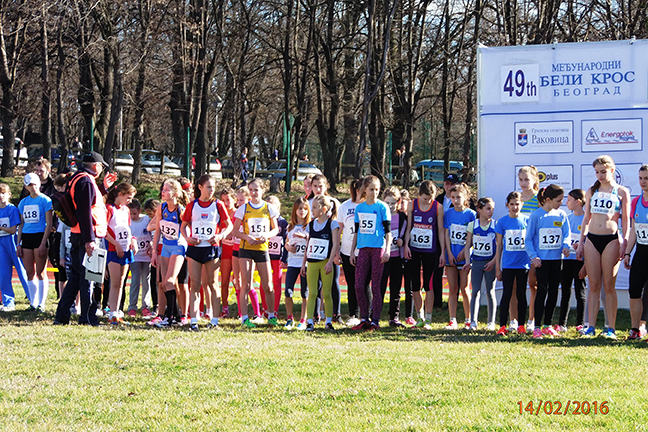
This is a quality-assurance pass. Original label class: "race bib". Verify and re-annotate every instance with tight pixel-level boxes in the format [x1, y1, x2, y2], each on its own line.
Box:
[0, 217, 10, 237]
[268, 236, 282, 255]
[114, 226, 131, 250]
[247, 217, 269, 237]
[193, 220, 217, 241]
[358, 213, 377, 235]
[450, 224, 467, 245]
[636, 223, 648, 246]
[390, 229, 399, 253]
[539, 228, 562, 250]
[472, 234, 493, 257]
[137, 239, 150, 255]
[569, 232, 580, 254]
[410, 226, 433, 249]
[159, 220, 180, 241]
[23, 205, 40, 224]
[591, 192, 617, 215]
[505, 229, 525, 252]
[307, 237, 329, 260]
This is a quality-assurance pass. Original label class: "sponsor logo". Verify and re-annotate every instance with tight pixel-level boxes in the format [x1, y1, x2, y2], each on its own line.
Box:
[553, 221, 562, 227]
[538, 171, 559, 183]
[414, 216, 422, 222]
[428, 217, 433, 223]
[585, 127, 638, 145]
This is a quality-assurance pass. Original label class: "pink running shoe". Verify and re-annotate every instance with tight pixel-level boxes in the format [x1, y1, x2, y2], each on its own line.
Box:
[141, 308, 152, 318]
[147, 316, 163, 326]
[533, 328, 543, 339]
[127, 310, 137, 318]
[405, 317, 416, 326]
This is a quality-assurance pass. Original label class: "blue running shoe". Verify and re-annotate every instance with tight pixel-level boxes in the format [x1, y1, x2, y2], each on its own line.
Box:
[603, 328, 617, 340]
[580, 326, 596, 337]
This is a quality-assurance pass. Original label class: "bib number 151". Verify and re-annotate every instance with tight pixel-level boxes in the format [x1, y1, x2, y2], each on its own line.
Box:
[501, 64, 539, 103]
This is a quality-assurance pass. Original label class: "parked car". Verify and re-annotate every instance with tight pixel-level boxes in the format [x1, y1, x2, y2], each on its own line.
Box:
[414, 159, 463, 184]
[28, 145, 76, 169]
[114, 152, 134, 173]
[258, 160, 322, 181]
[0, 136, 27, 167]
[142, 151, 182, 176]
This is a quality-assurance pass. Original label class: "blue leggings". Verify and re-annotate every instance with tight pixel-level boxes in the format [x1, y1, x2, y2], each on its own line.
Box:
[0, 235, 29, 306]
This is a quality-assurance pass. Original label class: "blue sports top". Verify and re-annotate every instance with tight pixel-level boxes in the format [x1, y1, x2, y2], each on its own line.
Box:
[18, 194, 52, 234]
[444, 207, 477, 265]
[565, 212, 584, 261]
[159, 202, 187, 247]
[495, 214, 529, 270]
[525, 207, 570, 261]
[468, 219, 497, 261]
[589, 185, 620, 216]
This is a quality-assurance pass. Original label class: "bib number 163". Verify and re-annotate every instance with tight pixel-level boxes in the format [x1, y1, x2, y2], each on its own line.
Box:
[501, 64, 539, 103]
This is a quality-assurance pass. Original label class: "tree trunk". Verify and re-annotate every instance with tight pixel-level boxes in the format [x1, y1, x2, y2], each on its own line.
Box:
[131, 61, 146, 184]
[41, 5, 52, 162]
[56, 26, 67, 173]
[103, 54, 122, 170]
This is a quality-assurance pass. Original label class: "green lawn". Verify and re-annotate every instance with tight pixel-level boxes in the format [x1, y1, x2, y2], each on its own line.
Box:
[1, 289, 646, 431]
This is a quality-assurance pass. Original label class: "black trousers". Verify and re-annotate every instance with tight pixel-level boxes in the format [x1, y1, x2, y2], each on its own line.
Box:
[559, 260, 586, 327]
[54, 233, 99, 325]
[535, 260, 562, 327]
[500, 268, 528, 327]
[380, 256, 403, 320]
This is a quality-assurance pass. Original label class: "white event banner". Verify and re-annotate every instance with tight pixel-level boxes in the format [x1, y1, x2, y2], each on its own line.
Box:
[478, 40, 648, 292]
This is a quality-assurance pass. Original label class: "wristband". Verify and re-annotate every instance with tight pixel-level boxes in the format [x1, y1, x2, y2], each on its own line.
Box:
[624, 253, 631, 257]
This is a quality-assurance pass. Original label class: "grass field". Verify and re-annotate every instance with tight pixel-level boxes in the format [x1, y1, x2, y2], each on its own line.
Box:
[1, 289, 647, 432]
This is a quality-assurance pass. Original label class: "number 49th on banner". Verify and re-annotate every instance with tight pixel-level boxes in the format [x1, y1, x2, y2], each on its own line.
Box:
[501, 64, 540, 103]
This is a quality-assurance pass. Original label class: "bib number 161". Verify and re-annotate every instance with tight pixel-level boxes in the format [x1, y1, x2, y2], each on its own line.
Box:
[501, 64, 539, 103]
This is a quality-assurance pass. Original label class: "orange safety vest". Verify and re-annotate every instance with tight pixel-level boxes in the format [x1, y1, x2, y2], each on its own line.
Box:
[70, 172, 108, 238]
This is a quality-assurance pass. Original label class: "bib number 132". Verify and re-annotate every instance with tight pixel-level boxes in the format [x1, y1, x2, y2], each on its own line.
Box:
[501, 64, 539, 103]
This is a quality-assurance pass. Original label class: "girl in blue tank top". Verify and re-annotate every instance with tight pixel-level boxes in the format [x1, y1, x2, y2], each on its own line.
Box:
[443, 183, 476, 330]
[465, 197, 497, 331]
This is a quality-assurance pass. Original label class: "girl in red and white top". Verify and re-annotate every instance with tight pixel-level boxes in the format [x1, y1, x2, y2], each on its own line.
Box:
[219, 188, 237, 318]
[105, 182, 138, 324]
[181, 174, 232, 330]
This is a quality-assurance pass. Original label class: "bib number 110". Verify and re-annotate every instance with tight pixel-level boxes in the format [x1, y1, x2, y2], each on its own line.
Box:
[501, 64, 539, 103]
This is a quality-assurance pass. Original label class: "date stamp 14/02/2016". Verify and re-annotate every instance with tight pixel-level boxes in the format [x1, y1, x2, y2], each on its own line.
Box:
[518, 401, 609, 416]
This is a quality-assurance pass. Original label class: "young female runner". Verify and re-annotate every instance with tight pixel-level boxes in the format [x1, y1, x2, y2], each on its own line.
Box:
[465, 197, 497, 331]
[380, 187, 407, 327]
[301, 195, 339, 330]
[495, 192, 529, 335]
[557, 189, 587, 333]
[337, 179, 365, 326]
[577, 156, 630, 339]
[17, 173, 53, 312]
[232, 178, 279, 328]
[526, 184, 571, 339]
[219, 188, 237, 317]
[518, 165, 540, 331]
[403, 180, 445, 329]
[351, 175, 392, 330]
[443, 183, 476, 330]
[623, 165, 648, 339]
[151, 179, 190, 327]
[181, 174, 232, 331]
[284, 198, 310, 329]
[263, 195, 287, 317]
[105, 183, 138, 324]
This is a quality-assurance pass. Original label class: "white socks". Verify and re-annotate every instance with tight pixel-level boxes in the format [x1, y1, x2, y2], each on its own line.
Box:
[39, 278, 49, 308]
[28, 280, 38, 307]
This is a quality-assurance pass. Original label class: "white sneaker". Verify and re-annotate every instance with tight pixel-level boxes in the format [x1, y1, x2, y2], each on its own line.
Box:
[70, 306, 79, 315]
[464, 319, 471, 329]
[526, 320, 535, 332]
[117, 310, 125, 319]
[346, 317, 361, 327]
[509, 319, 518, 332]
[0, 304, 15, 312]
[444, 320, 458, 330]
[252, 316, 265, 325]
[486, 322, 496, 331]
[469, 322, 478, 331]
[95, 309, 104, 317]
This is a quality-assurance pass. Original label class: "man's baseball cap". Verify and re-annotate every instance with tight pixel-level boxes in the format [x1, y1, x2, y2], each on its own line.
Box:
[444, 173, 460, 184]
[82, 151, 109, 168]
[24, 173, 41, 187]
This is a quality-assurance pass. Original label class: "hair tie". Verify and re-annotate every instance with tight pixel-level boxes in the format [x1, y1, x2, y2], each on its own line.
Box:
[182, 183, 191, 191]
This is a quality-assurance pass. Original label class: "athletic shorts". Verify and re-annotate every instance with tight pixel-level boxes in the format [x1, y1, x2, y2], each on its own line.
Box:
[221, 243, 233, 260]
[178, 259, 189, 284]
[238, 248, 270, 263]
[186, 245, 220, 264]
[161, 244, 187, 258]
[22, 232, 48, 250]
[107, 250, 134, 265]
[232, 249, 239, 258]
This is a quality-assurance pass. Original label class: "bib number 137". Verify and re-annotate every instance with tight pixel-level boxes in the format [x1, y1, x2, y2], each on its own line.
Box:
[501, 64, 539, 103]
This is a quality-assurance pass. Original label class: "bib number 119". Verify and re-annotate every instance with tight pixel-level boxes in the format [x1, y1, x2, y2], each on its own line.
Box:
[501, 64, 539, 103]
